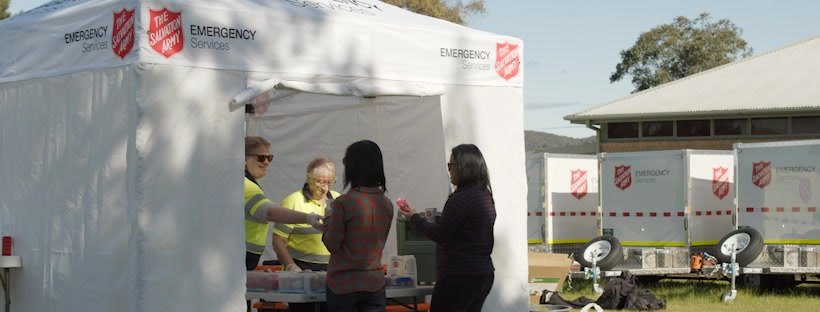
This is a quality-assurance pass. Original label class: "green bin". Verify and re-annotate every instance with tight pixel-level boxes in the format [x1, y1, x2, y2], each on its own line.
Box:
[396, 218, 437, 284]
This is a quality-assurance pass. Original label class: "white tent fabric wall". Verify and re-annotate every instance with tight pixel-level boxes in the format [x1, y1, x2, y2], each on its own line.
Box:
[135, 64, 248, 312]
[0, 0, 527, 311]
[0, 66, 140, 312]
[0, 64, 248, 312]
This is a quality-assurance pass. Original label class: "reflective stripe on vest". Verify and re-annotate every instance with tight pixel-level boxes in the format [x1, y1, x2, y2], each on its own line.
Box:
[273, 223, 293, 234]
[245, 194, 269, 223]
[288, 248, 330, 263]
[246, 241, 265, 254]
[244, 180, 272, 253]
[289, 227, 322, 235]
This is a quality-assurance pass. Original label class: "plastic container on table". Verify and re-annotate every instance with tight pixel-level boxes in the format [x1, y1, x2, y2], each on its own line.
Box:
[385, 275, 417, 288]
[246, 271, 279, 291]
[278, 271, 327, 293]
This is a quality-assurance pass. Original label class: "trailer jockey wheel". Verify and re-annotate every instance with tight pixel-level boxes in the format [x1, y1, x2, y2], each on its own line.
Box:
[714, 228, 764, 266]
[576, 236, 623, 271]
[721, 289, 737, 302]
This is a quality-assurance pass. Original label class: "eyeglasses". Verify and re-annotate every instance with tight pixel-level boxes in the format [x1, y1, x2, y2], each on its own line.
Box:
[447, 162, 457, 170]
[248, 154, 274, 162]
[310, 178, 336, 186]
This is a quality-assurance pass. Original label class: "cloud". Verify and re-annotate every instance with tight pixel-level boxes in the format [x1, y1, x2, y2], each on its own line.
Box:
[525, 101, 580, 110]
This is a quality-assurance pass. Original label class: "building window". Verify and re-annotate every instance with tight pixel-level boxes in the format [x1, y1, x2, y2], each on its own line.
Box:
[642, 121, 673, 137]
[677, 120, 710, 137]
[714, 119, 747, 136]
[751, 117, 787, 135]
[792, 116, 820, 134]
[607, 122, 639, 139]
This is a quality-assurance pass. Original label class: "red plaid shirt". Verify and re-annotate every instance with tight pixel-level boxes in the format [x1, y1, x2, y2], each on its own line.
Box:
[322, 186, 394, 294]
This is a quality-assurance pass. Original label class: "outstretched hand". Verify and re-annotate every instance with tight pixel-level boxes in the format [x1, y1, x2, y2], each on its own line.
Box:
[305, 213, 324, 231]
[396, 198, 416, 219]
[285, 263, 303, 272]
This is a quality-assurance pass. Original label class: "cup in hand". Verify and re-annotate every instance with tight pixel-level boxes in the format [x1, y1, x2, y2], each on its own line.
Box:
[424, 208, 437, 223]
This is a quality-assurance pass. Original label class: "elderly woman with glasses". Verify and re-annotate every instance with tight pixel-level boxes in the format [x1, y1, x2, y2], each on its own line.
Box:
[271, 157, 340, 312]
[244, 136, 322, 272]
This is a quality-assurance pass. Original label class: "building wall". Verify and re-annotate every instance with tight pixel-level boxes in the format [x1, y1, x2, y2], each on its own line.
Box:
[600, 135, 820, 153]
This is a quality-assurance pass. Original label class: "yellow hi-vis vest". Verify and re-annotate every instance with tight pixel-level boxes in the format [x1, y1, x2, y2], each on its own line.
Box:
[244, 177, 274, 254]
[273, 189, 339, 264]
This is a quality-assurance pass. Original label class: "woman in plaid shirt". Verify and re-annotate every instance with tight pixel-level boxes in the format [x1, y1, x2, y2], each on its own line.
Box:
[322, 140, 394, 312]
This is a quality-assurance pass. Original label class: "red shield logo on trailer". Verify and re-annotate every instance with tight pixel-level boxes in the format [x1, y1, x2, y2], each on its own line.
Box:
[751, 161, 771, 189]
[799, 178, 812, 204]
[148, 7, 183, 58]
[614, 165, 632, 190]
[570, 169, 588, 200]
[111, 8, 135, 59]
[494, 42, 520, 80]
[712, 167, 729, 200]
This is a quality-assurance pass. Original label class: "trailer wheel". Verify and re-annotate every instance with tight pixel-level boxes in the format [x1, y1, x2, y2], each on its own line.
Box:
[714, 228, 764, 266]
[576, 236, 623, 271]
[720, 290, 737, 302]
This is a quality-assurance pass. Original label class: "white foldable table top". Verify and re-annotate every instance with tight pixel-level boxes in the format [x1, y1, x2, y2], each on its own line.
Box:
[247, 285, 434, 302]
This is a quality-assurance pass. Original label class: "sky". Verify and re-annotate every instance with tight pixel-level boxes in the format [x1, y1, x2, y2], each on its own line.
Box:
[9, 0, 820, 138]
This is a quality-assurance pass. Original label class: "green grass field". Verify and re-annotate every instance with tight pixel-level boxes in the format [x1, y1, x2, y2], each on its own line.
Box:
[555, 278, 820, 311]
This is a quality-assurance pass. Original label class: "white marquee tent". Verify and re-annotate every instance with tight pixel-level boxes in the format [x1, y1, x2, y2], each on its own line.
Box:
[0, 0, 527, 311]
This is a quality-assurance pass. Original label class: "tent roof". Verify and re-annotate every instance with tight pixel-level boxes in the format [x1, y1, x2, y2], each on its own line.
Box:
[8, 0, 484, 33]
[0, 0, 523, 86]
[565, 35, 820, 123]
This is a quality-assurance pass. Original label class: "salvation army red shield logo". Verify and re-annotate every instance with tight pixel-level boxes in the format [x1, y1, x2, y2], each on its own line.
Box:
[712, 167, 729, 200]
[494, 42, 520, 80]
[571, 169, 588, 200]
[112, 8, 135, 59]
[799, 178, 812, 204]
[614, 165, 632, 191]
[148, 7, 183, 58]
[752, 161, 771, 189]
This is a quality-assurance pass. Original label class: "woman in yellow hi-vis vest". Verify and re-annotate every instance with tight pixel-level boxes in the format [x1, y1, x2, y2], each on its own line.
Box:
[272, 157, 340, 312]
[244, 136, 322, 271]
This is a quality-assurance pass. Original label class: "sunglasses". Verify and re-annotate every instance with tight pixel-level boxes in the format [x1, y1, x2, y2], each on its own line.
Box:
[249, 154, 274, 162]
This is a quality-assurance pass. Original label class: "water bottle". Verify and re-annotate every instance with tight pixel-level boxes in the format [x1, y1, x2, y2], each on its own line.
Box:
[404, 255, 417, 286]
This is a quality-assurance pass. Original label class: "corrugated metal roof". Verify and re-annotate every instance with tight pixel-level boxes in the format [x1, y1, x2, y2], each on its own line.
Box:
[566, 35, 820, 123]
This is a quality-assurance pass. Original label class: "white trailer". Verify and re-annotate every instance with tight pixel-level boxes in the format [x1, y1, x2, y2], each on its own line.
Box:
[733, 140, 820, 279]
[526, 153, 599, 254]
[578, 150, 735, 274]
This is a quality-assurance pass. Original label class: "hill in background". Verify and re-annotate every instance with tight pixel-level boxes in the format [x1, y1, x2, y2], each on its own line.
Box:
[525, 130, 596, 154]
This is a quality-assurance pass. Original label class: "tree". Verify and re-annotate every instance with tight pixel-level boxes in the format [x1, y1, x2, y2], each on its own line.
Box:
[382, 0, 485, 25]
[610, 13, 753, 93]
[1, 0, 11, 20]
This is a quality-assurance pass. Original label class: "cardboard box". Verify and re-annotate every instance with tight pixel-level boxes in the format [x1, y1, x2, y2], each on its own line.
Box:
[528, 252, 573, 304]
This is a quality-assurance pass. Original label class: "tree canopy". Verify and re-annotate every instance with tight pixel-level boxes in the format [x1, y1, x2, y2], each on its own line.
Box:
[1, 0, 11, 20]
[610, 13, 753, 93]
[382, 0, 485, 25]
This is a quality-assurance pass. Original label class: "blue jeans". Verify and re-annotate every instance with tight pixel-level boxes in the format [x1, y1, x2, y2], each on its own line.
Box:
[326, 286, 386, 312]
